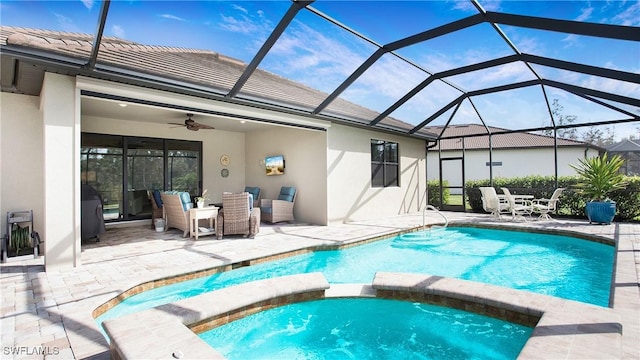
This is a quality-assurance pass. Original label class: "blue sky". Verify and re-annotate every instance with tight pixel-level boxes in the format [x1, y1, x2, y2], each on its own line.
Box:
[1, 0, 639, 140]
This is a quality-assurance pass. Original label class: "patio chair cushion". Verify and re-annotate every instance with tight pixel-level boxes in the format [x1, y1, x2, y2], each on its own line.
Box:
[152, 190, 163, 208]
[164, 191, 192, 211]
[277, 187, 296, 202]
[244, 187, 261, 204]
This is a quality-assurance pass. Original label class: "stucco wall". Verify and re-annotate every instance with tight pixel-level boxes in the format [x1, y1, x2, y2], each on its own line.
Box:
[81, 117, 245, 204]
[0, 92, 44, 249]
[427, 147, 601, 184]
[327, 124, 426, 224]
[245, 127, 327, 225]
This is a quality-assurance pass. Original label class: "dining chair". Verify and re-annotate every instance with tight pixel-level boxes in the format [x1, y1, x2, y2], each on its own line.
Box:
[501, 188, 533, 221]
[532, 188, 565, 220]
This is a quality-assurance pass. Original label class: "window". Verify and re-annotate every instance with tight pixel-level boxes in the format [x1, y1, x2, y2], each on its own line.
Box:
[81, 133, 202, 222]
[371, 139, 399, 187]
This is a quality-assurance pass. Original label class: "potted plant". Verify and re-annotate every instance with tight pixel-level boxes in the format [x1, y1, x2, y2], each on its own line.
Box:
[194, 189, 209, 209]
[570, 153, 628, 224]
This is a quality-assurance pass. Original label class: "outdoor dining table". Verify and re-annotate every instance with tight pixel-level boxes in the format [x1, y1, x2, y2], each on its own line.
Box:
[498, 194, 534, 201]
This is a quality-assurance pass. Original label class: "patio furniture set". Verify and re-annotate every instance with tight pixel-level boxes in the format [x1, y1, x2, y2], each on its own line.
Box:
[479, 187, 565, 221]
[155, 186, 297, 240]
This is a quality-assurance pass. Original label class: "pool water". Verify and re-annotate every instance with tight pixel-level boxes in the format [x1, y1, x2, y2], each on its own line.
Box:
[199, 298, 533, 360]
[97, 227, 614, 336]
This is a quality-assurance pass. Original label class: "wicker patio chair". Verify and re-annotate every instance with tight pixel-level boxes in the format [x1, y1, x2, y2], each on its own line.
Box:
[160, 192, 192, 237]
[216, 192, 260, 239]
[244, 186, 261, 207]
[260, 186, 296, 223]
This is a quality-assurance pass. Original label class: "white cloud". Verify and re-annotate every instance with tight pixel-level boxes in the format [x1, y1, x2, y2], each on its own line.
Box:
[219, 13, 261, 34]
[111, 25, 125, 38]
[451, 0, 502, 12]
[159, 14, 186, 22]
[611, 1, 640, 26]
[561, 34, 581, 48]
[269, 20, 365, 76]
[80, 0, 94, 10]
[575, 6, 594, 21]
[232, 4, 248, 14]
[54, 12, 80, 33]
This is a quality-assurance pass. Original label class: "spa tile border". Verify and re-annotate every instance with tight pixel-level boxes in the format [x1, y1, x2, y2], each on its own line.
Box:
[372, 272, 622, 360]
[104, 272, 622, 360]
[102, 273, 330, 360]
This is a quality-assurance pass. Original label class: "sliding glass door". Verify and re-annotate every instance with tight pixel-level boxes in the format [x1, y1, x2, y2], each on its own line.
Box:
[81, 133, 202, 222]
[81, 134, 124, 220]
[126, 137, 164, 219]
[167, 140, 201, 194]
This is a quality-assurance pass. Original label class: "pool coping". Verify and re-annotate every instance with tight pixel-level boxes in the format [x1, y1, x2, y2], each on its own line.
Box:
[92, 221, 616, 319]
[5, 215, 632, 360]
[103, 272, 623, 360]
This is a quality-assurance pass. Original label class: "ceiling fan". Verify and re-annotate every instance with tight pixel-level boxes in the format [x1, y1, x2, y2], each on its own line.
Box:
[168, 113, 214, 131]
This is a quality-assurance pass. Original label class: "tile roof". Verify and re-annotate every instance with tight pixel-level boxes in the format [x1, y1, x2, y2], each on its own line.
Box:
[426, 124, 597, 151]
[1, 26, 419, 134]
[606, 139, 640, 152]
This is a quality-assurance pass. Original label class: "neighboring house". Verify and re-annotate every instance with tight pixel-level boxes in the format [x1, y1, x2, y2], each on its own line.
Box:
[426, 124, 602, 191]
[606, 139, 640, 176]
[1, 27, 429, 270]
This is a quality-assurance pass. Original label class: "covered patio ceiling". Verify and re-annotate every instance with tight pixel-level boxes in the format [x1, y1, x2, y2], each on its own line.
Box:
[1, 0, 638, 141]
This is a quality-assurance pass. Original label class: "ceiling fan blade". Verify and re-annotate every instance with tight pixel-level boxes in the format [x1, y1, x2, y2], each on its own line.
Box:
[168, 122, 186, 126]
[195, 123, 215, 130]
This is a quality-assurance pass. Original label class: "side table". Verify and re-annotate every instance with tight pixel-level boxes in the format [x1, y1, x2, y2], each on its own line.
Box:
[189, 206, 218, 240]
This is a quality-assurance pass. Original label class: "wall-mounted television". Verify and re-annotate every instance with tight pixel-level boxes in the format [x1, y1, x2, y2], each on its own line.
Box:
[265, 155, 285, 176]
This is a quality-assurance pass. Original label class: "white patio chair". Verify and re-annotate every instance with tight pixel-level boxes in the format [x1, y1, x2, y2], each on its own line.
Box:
[479, 187, 510, 219]
[501, 188, 533, 221]
[532, 188, 565, 220]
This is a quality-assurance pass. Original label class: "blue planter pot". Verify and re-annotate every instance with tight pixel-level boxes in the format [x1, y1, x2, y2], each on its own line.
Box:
[585, 201, 616, 224]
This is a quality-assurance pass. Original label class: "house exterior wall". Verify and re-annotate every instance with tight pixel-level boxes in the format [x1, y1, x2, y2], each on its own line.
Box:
[0, 92, 45, 258]
[427, 147, 601, 189]
[245, 127, 328, 225]
[2, 73, 425, 269]
[327, 124, 426, 224]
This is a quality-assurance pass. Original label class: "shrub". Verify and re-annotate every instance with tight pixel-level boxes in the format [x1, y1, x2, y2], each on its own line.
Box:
[464, 175, 639, 221]
[427, 180, 449, 208]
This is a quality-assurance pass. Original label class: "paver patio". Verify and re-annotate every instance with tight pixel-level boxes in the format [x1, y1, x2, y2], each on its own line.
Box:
[1, 212, 638, 359]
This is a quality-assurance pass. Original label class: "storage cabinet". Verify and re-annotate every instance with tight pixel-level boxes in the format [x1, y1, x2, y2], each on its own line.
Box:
[2, 210, 40, 262]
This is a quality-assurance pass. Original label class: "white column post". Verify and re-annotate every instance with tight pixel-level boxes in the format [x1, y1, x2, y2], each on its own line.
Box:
[41, 73, 81, 270]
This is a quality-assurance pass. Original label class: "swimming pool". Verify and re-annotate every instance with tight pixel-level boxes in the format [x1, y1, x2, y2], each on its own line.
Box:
[199, 298, 533, 360]
[96, 226, 614, 335]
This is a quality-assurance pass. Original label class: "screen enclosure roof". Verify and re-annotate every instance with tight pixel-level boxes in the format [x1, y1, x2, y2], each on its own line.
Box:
[1, 0, 638, 141]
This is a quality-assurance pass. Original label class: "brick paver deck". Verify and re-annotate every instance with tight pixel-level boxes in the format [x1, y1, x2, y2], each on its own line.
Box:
[1, 212, 638, 359]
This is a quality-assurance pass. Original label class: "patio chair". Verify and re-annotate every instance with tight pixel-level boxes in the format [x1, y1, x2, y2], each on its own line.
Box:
[244, 186, 262, 207]
[261, 186, 296, 223]
[216, 192, 261, 239]
[160, 192, 193, 237]
[479, 187, 510, 219]
[532, 188, 565, 220]
[501, 188, 533, 221]
[150, 190, 164, 225]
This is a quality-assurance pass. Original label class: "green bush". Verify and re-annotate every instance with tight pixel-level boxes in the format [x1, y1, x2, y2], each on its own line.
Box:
[464, 175, 640, 222]
[609, 177, 640, 221]
[427, 180, 449, 208]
